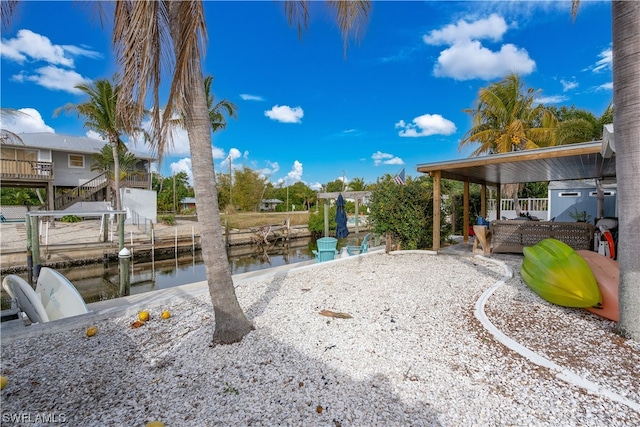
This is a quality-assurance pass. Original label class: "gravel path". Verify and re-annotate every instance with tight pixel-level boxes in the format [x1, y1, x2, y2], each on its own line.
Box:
[1, 252, 639, 426]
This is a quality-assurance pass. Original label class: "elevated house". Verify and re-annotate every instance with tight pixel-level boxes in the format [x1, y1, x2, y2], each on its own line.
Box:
[0, 132, 155, 219]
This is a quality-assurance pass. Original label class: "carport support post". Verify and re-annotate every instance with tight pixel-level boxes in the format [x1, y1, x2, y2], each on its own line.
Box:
[432, 171, 441, 250]
[481, 184, 487, 219]
[463, 180, 469, 243]
[496, 185, 502, 220]
[324, 198, 330, 237]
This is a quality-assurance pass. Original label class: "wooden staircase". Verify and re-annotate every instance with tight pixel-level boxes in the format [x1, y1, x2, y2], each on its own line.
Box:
[54, 172, 110, 211]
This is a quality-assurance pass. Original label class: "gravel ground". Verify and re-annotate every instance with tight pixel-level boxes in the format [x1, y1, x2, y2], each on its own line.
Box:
[1, 252, 639, 426]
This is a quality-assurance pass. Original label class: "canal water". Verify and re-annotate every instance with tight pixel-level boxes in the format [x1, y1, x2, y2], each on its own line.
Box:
[1, 238, 319, 308]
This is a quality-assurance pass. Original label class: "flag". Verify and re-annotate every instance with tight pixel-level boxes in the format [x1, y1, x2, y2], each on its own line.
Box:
[394, 168, 406, 185]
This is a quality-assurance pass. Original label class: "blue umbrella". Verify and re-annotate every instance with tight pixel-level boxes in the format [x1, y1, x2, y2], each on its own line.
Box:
[335, 194, 349, 239]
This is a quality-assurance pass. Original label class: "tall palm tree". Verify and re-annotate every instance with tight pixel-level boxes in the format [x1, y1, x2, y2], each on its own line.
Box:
[573, 0, 640, 341]
[55, 78, 127, 212]
[460, 73, 558, 156]
[204, 75, 237, 132]
[111, 1, 370, 344]
[460, 73, 558, 215]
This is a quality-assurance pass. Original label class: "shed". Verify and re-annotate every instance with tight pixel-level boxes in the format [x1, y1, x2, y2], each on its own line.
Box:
[549, 180, 617, 223]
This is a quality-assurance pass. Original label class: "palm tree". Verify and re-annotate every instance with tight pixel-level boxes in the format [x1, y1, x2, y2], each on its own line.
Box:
[460, 73, 558, 215]
[110, 1, 370, 344]
[572, 1, 639, 341]
[204, 75, 237, 132]
[348, 177, 367, 191]
[90, 144, 139, 183]
[460, 73, 558, 156]
[55, 79, 127, 212]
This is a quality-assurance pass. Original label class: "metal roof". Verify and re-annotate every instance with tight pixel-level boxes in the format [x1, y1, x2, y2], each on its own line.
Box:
[15, 132, 156, 161]
[416, 141, 616, 185]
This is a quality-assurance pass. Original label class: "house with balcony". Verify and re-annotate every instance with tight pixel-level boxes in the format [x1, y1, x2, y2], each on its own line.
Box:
[1, 132, 155, 219]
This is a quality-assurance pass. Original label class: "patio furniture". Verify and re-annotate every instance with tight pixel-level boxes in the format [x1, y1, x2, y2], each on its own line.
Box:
[490, 220, 594, 254]
[472, 225, 491, 254]
[312, 237, 339, 263]
[347, 233, 371, 255]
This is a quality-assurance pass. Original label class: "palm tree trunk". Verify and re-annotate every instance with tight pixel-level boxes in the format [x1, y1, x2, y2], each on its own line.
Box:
[110, 140, 122, 211]
[613, 1, 640, 340]
[184, 69, 254, 344]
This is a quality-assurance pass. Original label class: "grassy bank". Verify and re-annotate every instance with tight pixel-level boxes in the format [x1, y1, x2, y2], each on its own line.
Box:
[219, 211, 311, 229]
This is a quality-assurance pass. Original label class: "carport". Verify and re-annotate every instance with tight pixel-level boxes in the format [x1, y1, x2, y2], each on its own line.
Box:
[416, 138, 617, 250]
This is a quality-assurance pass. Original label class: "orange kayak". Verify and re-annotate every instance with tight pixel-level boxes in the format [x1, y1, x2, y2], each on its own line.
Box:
[577, 250, 619, 322]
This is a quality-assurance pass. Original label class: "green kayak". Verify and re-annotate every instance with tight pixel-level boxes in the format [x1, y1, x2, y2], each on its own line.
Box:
[521, 238, 602, 308]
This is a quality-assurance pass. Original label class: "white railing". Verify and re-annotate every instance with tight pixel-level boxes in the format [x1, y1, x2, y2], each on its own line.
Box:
[487, 197, 549, 221]
[487, 198, 548, 212]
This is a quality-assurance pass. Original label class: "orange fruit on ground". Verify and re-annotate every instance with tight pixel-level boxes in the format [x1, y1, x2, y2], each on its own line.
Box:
[0, 376, 7, 390]
[145, 422, 165, 427]
[86, 326, 98, 337]
[139, 311, 150, 322]
[161, 311, 171, 319]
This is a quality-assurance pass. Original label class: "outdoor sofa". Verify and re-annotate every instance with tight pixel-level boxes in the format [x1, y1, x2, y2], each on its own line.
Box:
[490, 220, 594, 254]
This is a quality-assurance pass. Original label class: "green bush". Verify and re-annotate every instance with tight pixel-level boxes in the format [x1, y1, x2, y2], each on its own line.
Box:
[159, 214, 176, 225]
[368, 175, 444, 249]
[308, 205, 337, 234]
[61, 215, 82, 223]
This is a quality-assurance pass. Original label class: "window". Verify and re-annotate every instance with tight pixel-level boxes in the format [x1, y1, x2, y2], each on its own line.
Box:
[68, 154, 85, 168]
[589, 191, 615, 197]
[558, 191, 580, 197]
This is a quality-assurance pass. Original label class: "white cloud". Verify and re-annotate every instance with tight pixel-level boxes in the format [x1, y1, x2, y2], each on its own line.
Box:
[255, 161, 280, 178]
[395, 114, 457, 138]
[277, 160, 303, 185]
[170, 158, 193, 185]
[85, 130, 106, 141]
[309, 182, 323, 191]
[534, 95, 567, 105]
[372, 151, 403, 166]
[264, 105, 304, 123]
[1, 29, 75, 66]
[424, 15, 535, 81]
[592, 47, 612, 73]
[433, 40, 535, 80]
[597, 82, 613, 91]
[220, 148, 245, 170]
[560, 79, 578, 92]
[240, 94, 264, 101]
[423, 14, 508, 45]
[12, 66, 91, 94]
[0, 108, 54, 133]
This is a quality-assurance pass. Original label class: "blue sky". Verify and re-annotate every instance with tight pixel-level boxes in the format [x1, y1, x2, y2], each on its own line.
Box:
[1, 1, 613, 190]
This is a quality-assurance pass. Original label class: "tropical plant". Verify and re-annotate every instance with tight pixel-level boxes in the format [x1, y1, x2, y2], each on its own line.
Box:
[460, 73, 559, 216]
[108, 0, 370, 345]
[460, 73, 558, 156]
[348, 177, 366, 191]
[55, 78, 130, 212]
[91, 144, 139, 182]
[203, 75, 238, 132]
[368, 174, 438, 250]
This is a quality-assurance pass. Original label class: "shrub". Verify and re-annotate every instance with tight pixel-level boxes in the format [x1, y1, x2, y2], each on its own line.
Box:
[159, 214, 176, 225]
[61, 215, 82, 223]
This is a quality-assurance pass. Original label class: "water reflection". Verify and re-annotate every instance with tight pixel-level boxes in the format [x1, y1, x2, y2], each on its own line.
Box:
[1, 239, 317, 308]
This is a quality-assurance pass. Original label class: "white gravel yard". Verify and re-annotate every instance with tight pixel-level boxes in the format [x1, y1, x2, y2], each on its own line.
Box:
[1, 252, 639, 426]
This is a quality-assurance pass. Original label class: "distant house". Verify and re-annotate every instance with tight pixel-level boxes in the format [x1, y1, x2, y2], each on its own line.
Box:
[260, 199, 283, 211]
[0, 132, 155, 215]
[181, 197, 197, 211]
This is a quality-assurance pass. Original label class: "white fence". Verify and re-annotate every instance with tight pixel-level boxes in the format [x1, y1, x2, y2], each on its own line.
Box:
[486, 198, 549, 221]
